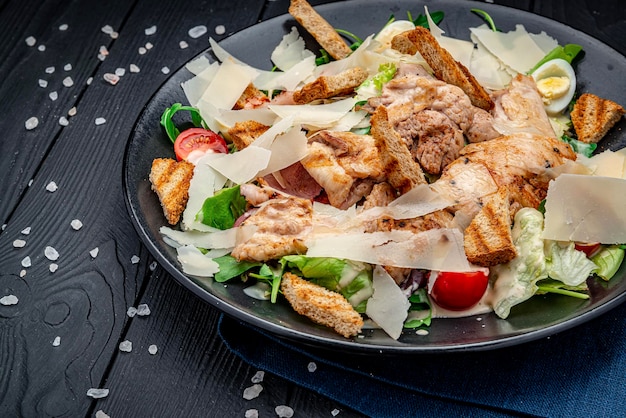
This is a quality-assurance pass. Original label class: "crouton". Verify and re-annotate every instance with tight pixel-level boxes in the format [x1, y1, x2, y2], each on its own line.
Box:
[280, 272, 363, 338]
[233, 83, 270, 110]
[149, 158, 195, 225]
[293, 67, 368, 104]
[570, 93, 625, 143]
[226, 120, 270, 150]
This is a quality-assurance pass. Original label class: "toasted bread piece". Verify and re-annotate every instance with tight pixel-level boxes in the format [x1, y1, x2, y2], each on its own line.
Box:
[149, 158, 195, 225]
[370, 106, 427, 194]
[570, 93, 625, 143]
[464, 187, 517, 267]
[233, 83, 270, 110]
[227, 120, 270, 150]
[292, 67, 368, 104]
[280, 272, 363, 338]
[289, 0, 352, 60]
[391, 27, 494, 111]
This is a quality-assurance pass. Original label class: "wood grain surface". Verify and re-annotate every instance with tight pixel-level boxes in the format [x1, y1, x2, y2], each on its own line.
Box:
[0, 0, 624, 417]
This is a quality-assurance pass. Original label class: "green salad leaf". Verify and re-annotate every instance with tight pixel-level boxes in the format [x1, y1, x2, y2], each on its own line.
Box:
[160, 103, 207, 143]
[562, 134, 597, 157]
[404, 288, 432, 328]
[195, 185, 247, 230]
[214, 255, 261, 283]
[592, 245, 625, 281]
[528, 44, 583, 74]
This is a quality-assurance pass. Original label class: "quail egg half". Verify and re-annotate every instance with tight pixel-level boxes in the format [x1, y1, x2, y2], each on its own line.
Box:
[530, 58, 577, 115]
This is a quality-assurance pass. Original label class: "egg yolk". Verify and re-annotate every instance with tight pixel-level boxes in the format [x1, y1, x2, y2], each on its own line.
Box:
[536, 76, 570, 102]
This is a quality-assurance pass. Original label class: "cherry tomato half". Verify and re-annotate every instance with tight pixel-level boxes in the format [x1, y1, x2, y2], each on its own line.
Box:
[430, 270, 489, 311]
[173, 128, 228, 161]
[574, 242, 602, 258]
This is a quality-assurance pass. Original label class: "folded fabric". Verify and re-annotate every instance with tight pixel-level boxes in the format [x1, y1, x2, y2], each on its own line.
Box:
[219, 300, 626, 418]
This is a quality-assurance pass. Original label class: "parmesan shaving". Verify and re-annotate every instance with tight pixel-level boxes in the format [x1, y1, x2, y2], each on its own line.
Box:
[269, 98, 358, 129]
[365, 266, 410, 340]
[160, 226, 238, 249]
[182, 156, 228, 231]
[176, 245, 220, 277]
[357, 184, 454, 221]
[205, 145, 271, 184]
[271, 27, 315, 71]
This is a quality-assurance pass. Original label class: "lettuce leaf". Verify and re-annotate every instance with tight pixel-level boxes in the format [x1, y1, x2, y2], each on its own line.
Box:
[195, 185, 247, 230]
[592, 245, 625, 281]
[544, 240, 597, 286]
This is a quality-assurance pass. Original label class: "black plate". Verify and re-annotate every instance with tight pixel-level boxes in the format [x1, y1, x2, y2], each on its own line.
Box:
[123, 0, 626, 353]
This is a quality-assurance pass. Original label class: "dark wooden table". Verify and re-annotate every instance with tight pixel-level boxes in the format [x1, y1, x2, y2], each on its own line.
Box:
[1, 0, 625, 416]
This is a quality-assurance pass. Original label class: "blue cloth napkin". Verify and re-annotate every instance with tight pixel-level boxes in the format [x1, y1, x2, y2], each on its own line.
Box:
[219, 300, 626, 418]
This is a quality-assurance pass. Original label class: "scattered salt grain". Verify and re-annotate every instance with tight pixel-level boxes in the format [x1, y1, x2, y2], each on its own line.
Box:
[62, 76, 74, 87]
[25, 117, 39, 130]
[416, 329, 429, 336]
[148, 344, 158, 355]
[45, 246, 59, 261]
[38, 45, 46, 52]
[127, 306, 137, 317]
[95, 410, 110, 418]
[145, 42, 153, 50]
[19, 270, 26, 278]
[115, 67, 126, 77]
[13, 239, 26, 248]
[38, 79, 48, 88]
[145, 25, 157, 36]
[49, 91, 58, 101]
[0, 295, 19, 306]
[188, 25, 207, 39]
[138, 47, 147, 55]
[161, 67, 170, 75]
[52, 336, 61, 346]
[49, 263, 58, 273]
[307, 361, 317, 372]
[101, 25, 114, 35]
[45, 66, 55, 74]
[251, 370, 265, 383]
[245, 409, 259, 418]
[131, 255, 140, 264]
[86, 77, 93, 85]
[89, 247, 99, 258]
[86, 388, 109, 399]
[110, 31, 119, 39]
[331, 408, 340, 416]
[149, 261, 157, 271]
[129, 64, 140, 73]
[136, 303, 151, 316]
[28, 179, 33, 187]
[242, 384, 263, 400]
[119, 340, 132, 352]
[215, 25, 225, 35]
[64, 63, 72, 71]
[103, 73, 119, 85]
[59, 117, 69, 126]
[25, 36, 36, 46]
[21, 227, 31, 235]
[68, 106, 77, 116]
[95, 117, 106, 125]
[275, 405, 294, 418]
[21, 256, 31, 267]
[71, 219, 83, 230]
[59, 24, 68, 31]
[46, 181, 58, 192]
[179, 41, 189, 49]
[2, 224, 6, 231]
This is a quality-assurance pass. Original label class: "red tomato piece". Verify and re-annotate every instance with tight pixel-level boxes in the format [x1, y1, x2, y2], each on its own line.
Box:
[430, 270, 489, 311]
[173, 128, 228, 161]
[574, 242, 602, 258]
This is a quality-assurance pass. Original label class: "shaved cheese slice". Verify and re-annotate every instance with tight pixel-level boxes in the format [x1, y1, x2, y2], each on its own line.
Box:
[176, 245, 220, 277]
[469, 43, 512, 90]
[251, 115, 294, 149]
[160, 226, 238, 249]
[182, 61, 220, 107]
[269, 98, 358, 129]
[327, 108, 368, 132]
[542, 174, 626, 243]
[205, 145, 271, 184]
[257, 127, 308, 177]
[254, 56, 317, 92]
[271, 27, 315, 71]
[182, 155, 228, 231]
[216, 108, 277, 132]
[365, 265, 410, 340]
[576, 150, 625, 178]
[470, 24, 551, 74]
[185, 55, 212, 75]
[305, 228, 472, 271]
[357, 184, 454, 221]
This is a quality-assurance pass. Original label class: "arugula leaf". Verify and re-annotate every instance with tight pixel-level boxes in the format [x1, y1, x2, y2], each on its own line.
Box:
[528, 44, 583, 74]
[195, 185, 247, 230]
[160, 103, 207, 143]
[471, 9, 497, 32]
[536, 279, 590, 299]
[404, 289, 432, 328]
[214, 255, 261, 283]
[562, 134, 597, 157]
[250, 263, 285, 303]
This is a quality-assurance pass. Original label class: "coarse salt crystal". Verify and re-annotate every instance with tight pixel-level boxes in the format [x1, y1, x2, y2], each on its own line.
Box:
[179, 41, 188, 49]
[46, 181, 58, 192]
[145, 42, 153, 50]
[59, 24, 68, 31]
[115, 67, 125, 77]
[145, 25, 157, 36]
[416, 329, 429, 336]
[129, 64, 140, 73]
[62, 76, 73, 87]
[138, 47, 147, 55]
[95, 410, 110, 418]
[110, 32, 119, 39]
[71, 219, 83, 230]
[161, 67, 170, 75]
[53, 336, 61, 346]
[215, 25, 225, 35]
[136, 303, 150, 316]
[86, 388, 109, 399]
[21, 227, 31, 235]
[59, 117, 69, 126]
[251, 371, 264, 383]
[68, 107, 77, 116]
[86, 77, 93, 85]
[49, 91, 58, 101]
[25, 117, 39, 130]
[13, 239, 26, 248]
[149, 261, 157, 271]
[97, 53, 107, 61]
[131, 255, 140, 264]
[103, 73, 119, 85]
[245, 409, 259, 418]
[38, 79, 48, 88]
[45, 66, 55, 74]
[242, 384, 263, 400]
[45, 246, 59, 261]
[331, 408, 340, 416]
[188, 25, 207, 39]
[101, 25, 114, 34]
[21, 256, 31, 267]
[275, 405, 294, 418]
[119, 340, 132, 352]
[307, 362, 317, 372]
[89, 247, 99, 258]
[148, 344, 158, 355]
[64, 63, 72, 71]
[127, 306, 137, 317]
[20, 270, 27, 278]
[49, 263, 58, 273]
[25, 36, 36, 46]
[38, 45, 46, 52]
[2, 224, 6, 231]
[0, 295, 19, 306]
[95, 117, 106, 125]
